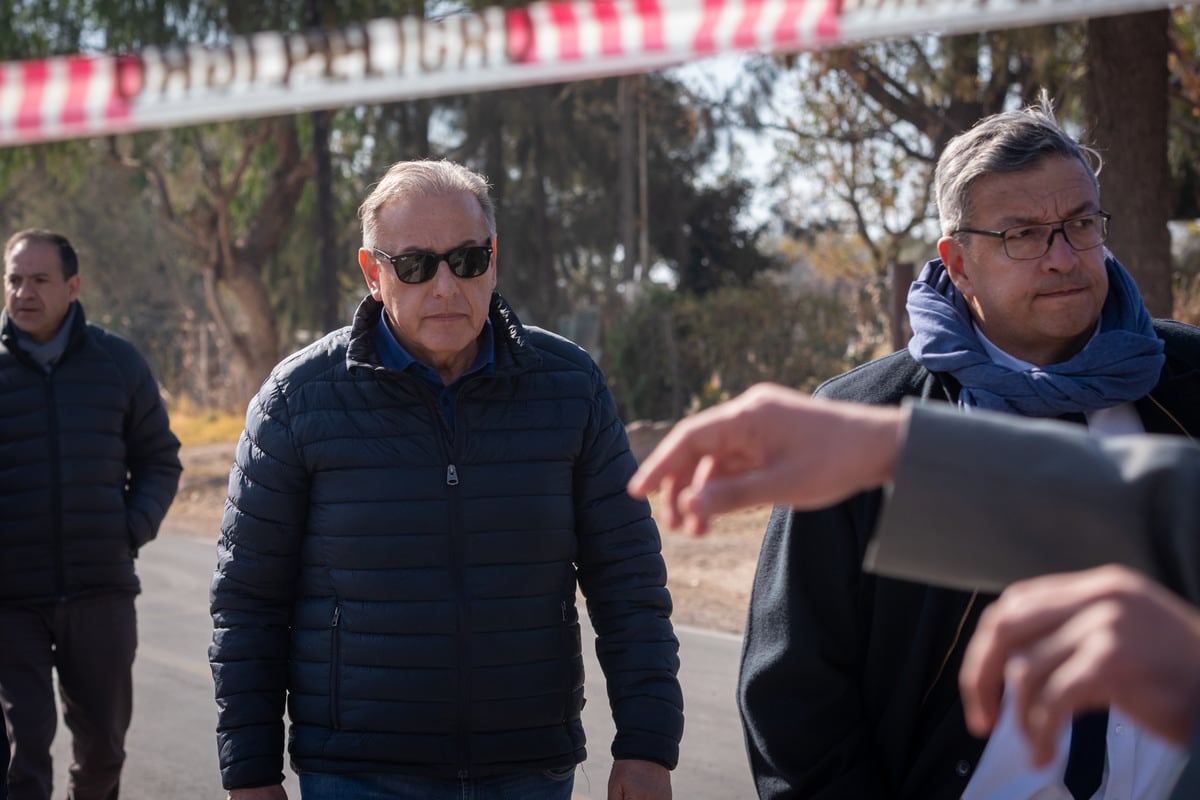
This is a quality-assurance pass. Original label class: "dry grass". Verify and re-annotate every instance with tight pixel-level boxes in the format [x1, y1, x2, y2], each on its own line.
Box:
[169, 402, 244, 447]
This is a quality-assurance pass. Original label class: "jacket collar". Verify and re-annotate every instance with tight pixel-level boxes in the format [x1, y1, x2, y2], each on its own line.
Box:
[1, 300, 89, 368]
[1137, 321, 1200, 436]
[345, 292, 541, 377]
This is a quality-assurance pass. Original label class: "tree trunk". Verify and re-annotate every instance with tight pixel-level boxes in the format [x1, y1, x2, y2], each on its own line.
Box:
[638, 81, 650, 287]
[313, 108, 340, 335]
[528, 91, 560, 321]
[889, 260, 914, 350]
[619, 77, 637, 284]
[224, 270, 282, 400]
[195, 118, 315, 404]
[1085, 10, 1172, 316]
[307, 0, 338, 336]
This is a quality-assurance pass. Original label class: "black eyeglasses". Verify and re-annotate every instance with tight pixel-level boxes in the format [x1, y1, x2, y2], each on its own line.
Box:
[953, 211, 1111, 261]
[373, 244, 493, 284]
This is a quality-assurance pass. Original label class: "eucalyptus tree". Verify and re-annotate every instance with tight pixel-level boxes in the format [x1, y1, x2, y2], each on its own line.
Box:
[2, 0, 773, 406]
[741, 12, 1183, 351]
[446, 71, 775, 333]
[731, 25, 1083, 352]
[2, 0, 431, 405]
[1085, 9, 1173, 316]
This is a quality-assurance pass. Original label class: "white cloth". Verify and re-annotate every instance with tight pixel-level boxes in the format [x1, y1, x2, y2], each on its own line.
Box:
[962, 329, 1185, 800]
[962, 692, 1186, 800]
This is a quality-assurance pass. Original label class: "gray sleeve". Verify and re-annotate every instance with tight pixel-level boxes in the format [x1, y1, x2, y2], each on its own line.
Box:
[865, 401, 1200, 598]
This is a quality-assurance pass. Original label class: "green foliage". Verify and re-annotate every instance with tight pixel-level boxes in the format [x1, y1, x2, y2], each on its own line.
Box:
[444, 74, 776, 324]
[0, 152, 202, 392]
[651, 172, 776, 296]
[749, 25, 1088, 277]
[605, 280, 857, 422]
[0, 2, 789, 408]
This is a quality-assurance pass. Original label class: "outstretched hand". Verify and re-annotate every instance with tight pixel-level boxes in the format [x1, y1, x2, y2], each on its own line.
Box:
[628, 383, 904, 535]
[960, 565, 1200, 766]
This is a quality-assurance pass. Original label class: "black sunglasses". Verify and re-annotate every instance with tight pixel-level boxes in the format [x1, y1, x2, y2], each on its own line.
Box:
[373, 244, 493, 285]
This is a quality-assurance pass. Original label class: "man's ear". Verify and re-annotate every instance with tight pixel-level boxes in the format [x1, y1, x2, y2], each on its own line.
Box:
[937, 235, 973, 298]
[358, 248, 382, 300]
[66, 274, 81, 303]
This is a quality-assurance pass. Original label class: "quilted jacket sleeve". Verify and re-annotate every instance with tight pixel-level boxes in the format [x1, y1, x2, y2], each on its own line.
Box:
[573, 367, 684, 769]
[209, 375, 310, 790]
[117, 340, 182, 551]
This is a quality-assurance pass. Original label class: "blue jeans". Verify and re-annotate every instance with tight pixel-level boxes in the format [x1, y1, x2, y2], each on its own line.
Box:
[298, 768, 576, 799]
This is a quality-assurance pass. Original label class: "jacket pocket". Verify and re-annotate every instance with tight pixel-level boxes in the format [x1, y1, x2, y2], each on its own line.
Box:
[560, 599, 584, 722]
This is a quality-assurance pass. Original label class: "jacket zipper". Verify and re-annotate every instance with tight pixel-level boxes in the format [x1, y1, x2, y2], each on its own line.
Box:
[561, 599, 577, 722]
[330, 602, 342, 730]
[444, 384, 472, 776]
[45, 375, 66, 597]
[407, 371, 478, 773]
[447, 456, 470, 773]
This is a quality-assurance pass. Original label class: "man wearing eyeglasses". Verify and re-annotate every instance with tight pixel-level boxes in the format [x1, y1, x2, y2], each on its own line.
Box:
[207, 160, 682, 800]
[737, 98, 1200, 800]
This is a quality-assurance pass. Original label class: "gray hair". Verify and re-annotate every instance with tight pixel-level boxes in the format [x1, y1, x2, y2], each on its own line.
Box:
[935, 93, 1102, 236]
[358, 159, 497, 248]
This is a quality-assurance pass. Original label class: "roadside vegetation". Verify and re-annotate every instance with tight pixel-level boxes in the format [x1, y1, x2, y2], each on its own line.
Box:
[168, 402, 244, 448]
[6, 5, 1200, 423]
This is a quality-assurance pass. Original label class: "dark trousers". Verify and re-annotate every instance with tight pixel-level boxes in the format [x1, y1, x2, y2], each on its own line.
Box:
[0, 592, 137, 800]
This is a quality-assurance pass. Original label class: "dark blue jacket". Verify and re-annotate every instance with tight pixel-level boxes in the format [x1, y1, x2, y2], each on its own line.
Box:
[210, 293, 683, 790]
[0, 302, 181, 604]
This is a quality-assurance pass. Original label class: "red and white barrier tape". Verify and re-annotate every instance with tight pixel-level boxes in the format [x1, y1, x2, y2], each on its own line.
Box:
[0, 0, 1185, 146]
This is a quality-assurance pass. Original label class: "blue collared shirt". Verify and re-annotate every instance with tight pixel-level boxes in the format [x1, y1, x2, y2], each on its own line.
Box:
[374, 312, 494, 433]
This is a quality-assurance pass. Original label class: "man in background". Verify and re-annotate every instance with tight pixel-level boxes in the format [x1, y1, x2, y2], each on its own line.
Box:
[629, 384, 1200, 800]
[738, 97, 1200, 799]
[0, 228, 182, 800]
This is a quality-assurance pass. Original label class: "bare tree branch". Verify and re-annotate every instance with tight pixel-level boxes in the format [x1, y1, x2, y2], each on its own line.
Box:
[104, 136, 202, 248]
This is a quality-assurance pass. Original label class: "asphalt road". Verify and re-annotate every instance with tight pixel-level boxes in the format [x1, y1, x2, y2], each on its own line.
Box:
[48, 532, 754, 799]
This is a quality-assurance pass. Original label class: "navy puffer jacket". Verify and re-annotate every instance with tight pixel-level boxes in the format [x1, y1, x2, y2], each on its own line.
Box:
[210, 293, 683, 790]
[0, 302, 181, 604]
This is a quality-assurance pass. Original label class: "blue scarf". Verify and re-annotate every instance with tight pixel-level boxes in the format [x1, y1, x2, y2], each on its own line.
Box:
[906, 256, 1164, 416]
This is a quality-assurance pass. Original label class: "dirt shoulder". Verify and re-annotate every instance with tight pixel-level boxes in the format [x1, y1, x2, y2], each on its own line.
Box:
[168, 444, 768, 636]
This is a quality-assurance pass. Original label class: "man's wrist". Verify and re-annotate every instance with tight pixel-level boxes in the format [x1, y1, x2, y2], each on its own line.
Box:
[613, 756, 673, 770]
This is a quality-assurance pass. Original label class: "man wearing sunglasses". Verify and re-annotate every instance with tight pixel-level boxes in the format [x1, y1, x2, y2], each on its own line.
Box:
[737, 97, 1200, 800]
[208, 160, 682, 800]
